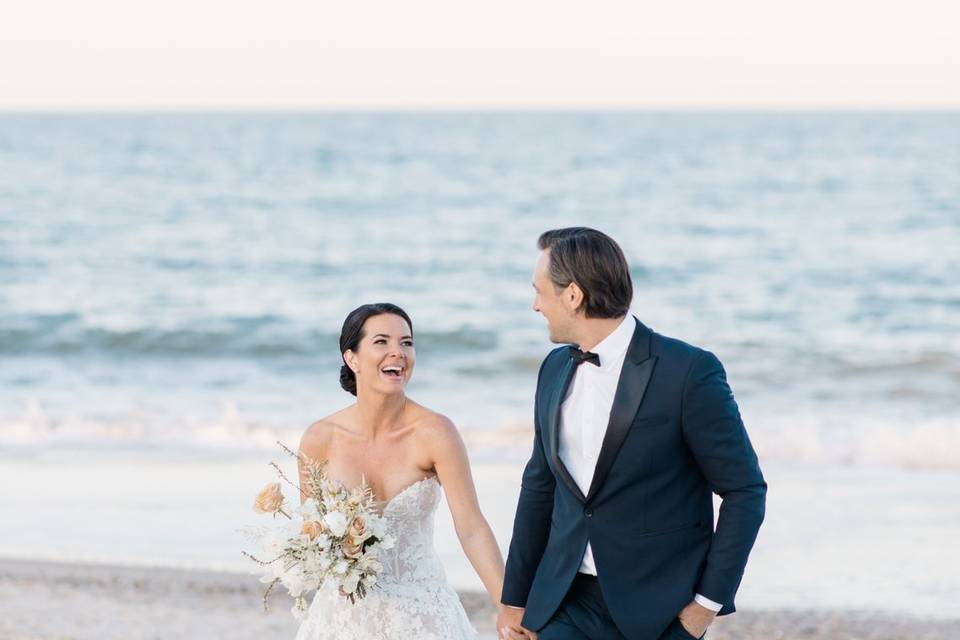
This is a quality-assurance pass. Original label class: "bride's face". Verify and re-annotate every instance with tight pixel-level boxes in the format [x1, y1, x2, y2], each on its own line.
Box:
[344, 314, 415, 396]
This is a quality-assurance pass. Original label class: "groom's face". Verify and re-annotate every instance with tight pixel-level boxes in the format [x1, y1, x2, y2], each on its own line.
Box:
[532, 249, 575, 344]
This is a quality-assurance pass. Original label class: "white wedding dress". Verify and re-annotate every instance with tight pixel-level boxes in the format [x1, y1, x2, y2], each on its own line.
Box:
[294, 476, 478, 640]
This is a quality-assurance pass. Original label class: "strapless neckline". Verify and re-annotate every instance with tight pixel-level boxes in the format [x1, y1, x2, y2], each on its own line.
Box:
[373, 474, 439, 515]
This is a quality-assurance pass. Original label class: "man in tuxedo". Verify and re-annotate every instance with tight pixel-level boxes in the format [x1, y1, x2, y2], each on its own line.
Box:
[497, 228, 766, 640]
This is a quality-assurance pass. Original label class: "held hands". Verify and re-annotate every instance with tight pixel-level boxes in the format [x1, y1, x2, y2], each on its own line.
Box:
[495, 600, 713, 639]
[496, 605, 537, 640]
[677, 600, 717, 639]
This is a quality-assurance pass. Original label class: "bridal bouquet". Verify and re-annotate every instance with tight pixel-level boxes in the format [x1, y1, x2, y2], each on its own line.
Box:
[242, 442, 395, 620]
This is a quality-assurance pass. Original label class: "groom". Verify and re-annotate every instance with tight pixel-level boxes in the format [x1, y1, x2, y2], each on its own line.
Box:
[497, 228, 766, 640]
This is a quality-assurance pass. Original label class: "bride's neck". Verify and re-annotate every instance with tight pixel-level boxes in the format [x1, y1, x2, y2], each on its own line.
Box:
[355, 391, 407, 438]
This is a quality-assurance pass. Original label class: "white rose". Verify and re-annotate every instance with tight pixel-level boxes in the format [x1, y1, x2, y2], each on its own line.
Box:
[303, 573, 321, 592]
[322, 511, 349, 537]
[367, 517, 387, 539]
[281, 568, 305, 597]
[300, 498, 321, 521]
[361, 557, 382, 573]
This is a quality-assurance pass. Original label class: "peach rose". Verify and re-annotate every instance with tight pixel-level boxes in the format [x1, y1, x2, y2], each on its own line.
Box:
[348, 515, 368, 540]
[301, 520, 323, 540]
[342, 536, 364, 560]
[253, 482, 285, 514]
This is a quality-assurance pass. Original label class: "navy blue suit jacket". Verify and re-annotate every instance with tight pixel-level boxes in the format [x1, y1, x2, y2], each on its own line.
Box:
[502, 318, 766, 640]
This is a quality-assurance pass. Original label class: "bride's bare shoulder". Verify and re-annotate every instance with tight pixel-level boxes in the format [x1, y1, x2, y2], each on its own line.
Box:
[300, 407, 353, 457]
[407, 401, 458, 441]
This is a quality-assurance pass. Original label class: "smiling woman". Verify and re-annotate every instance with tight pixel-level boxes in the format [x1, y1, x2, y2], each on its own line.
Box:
[289, 302, 512, 640]
[337, 302, 415, 397]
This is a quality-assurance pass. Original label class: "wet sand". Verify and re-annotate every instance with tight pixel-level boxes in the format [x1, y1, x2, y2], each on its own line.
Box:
[1, 557, 956, 640]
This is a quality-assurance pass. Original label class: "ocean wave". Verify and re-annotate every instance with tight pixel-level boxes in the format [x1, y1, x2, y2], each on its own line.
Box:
[3, 399, 959, 471]
[745, 413, 960, 471]
[0, 315, 501, 358]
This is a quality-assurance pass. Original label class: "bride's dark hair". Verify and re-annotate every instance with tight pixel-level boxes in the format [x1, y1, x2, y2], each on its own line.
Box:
[339, 303, 413, 396]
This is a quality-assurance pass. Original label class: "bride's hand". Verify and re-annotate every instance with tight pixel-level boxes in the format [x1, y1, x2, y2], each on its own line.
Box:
[496, 605, 536, 640]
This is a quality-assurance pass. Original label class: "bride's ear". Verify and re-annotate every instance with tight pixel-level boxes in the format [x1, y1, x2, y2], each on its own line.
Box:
[344, 350, 359, 373]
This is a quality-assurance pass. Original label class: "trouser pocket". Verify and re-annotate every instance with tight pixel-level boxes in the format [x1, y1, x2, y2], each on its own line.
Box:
[669, 618, 702, 640]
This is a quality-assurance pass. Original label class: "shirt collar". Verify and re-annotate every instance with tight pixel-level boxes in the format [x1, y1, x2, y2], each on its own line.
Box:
[586, 315, 634, 371]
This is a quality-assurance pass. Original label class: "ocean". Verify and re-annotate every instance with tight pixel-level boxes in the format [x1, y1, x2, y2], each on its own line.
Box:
[2, 112, 958, 467]
[1, 113, 958, 616]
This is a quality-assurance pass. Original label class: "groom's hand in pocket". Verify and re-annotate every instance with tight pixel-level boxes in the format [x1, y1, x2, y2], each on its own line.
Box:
[497, 605, 536, 640]
[677, 600, 717, 638]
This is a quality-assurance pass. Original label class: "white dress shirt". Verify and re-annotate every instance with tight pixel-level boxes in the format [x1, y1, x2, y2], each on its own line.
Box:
[557, 315, 723, 613]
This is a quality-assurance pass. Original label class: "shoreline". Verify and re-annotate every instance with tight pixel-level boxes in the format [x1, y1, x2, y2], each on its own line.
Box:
[3, 454, 960, 620]
[2, 557, 958, 640]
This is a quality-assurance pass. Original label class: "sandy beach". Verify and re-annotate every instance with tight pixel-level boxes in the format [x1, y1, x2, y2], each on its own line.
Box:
[2, 557, 957, 640]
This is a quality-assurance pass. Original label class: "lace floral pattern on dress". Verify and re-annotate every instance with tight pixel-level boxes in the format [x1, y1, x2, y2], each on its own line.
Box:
[294, 476, 478, 640]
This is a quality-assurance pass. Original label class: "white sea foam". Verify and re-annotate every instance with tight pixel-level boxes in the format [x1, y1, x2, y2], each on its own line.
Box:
[3, 397, 958, 470]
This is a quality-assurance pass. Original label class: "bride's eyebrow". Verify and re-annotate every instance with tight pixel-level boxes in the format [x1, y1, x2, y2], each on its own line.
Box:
[371, 333, 414, 340]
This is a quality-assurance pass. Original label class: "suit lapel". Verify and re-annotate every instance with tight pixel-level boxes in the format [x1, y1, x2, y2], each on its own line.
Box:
[546, 356, 586, 503]
[586, 319, 657, 502]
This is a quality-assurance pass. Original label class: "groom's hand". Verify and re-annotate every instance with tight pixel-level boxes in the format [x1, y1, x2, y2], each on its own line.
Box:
[497, 605, 536, 640]
[677, 600, 717, 639]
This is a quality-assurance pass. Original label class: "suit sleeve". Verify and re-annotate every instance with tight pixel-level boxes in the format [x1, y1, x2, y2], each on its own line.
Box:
[501, 355, 556, 607]
[681, 350, 766, 609]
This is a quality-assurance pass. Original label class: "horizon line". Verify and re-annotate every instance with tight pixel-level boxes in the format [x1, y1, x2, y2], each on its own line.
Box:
[2, 106, 959, 115]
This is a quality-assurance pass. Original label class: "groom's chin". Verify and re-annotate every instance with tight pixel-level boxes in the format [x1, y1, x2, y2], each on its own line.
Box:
[547, 332, 566, 345]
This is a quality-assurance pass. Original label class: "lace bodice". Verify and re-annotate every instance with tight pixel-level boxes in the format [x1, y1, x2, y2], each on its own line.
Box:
[294, 476, 477, 640]
[374, 476, 448, 586]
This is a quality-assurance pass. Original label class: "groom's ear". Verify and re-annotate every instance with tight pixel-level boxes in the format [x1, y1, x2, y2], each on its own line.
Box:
[566, 281, 586, 314]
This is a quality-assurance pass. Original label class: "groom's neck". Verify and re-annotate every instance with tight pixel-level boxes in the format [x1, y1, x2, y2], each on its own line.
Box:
[571, 315, 627, 352]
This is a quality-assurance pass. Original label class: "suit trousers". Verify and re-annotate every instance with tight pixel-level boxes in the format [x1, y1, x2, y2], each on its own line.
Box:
[536, 574, 704, 640]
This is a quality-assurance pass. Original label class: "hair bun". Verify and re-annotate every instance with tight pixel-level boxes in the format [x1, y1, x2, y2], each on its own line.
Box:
[339, 364, 357, 396]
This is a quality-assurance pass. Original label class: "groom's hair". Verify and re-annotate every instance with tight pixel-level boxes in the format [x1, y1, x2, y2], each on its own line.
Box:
[538, 227, 633, 319]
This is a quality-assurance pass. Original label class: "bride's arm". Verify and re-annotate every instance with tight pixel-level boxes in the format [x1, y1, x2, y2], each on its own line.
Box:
[424, 415, 506, 608]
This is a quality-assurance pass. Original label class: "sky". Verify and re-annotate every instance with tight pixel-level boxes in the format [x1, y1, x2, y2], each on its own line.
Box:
[0, 0, 957, 110]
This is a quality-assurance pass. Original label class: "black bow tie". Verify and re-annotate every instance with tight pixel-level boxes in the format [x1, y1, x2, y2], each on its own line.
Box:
[569, 346, 600, 367]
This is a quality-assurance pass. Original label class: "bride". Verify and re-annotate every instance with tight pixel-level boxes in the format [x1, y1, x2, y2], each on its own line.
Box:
[294, 303, 513, 640]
